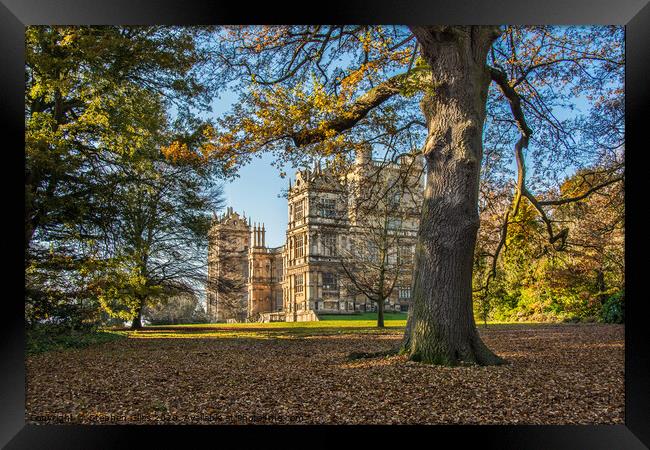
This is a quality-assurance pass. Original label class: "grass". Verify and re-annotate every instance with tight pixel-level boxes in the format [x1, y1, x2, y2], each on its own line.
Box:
[26, 325, 127, 355]
[117, 312, 404, 340]
[158, 312, 407, 328]
[116, 313, 555, 340]
[27, 314, 566, 352]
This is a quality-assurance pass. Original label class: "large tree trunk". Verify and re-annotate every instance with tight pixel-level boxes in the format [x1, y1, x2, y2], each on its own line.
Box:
[401, 26, 505, 366]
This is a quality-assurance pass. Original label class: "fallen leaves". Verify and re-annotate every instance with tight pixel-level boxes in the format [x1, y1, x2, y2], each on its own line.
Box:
[25, 323, 624, 425]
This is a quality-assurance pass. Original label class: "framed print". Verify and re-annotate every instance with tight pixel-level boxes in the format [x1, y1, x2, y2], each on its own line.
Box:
[2, 0, 649, 448]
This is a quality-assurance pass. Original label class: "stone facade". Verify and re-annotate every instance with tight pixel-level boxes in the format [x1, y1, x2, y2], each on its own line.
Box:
[206, 207, 250, 322]
[207, 151, 424, 322]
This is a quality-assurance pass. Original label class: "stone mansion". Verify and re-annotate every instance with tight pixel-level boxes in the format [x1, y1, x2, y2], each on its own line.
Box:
[206, 149, 424, 322]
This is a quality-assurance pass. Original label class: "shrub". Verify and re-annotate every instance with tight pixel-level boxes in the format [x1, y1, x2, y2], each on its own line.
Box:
[600, 290, 624, 324]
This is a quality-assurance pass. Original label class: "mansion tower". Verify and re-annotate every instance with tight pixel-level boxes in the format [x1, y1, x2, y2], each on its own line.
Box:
[207, 150, 424, 322]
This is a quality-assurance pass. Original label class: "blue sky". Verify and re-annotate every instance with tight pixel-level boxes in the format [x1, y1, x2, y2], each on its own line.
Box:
[210, 91, 293, 247]
[222, 153, 292, 247]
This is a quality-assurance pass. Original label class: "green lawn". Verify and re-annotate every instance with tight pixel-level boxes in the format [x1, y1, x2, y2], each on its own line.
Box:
[157, 312, 407, 328]
[119, 312, 404, 339]
[150, 312, 541, 329]
[120, 313, 550, 340]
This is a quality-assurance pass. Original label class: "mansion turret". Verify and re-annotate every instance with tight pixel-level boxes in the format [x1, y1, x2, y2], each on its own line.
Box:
[207, 151, 424, 322]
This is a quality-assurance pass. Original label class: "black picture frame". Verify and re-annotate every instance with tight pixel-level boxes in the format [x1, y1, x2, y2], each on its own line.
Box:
[2, 1, 648, 448]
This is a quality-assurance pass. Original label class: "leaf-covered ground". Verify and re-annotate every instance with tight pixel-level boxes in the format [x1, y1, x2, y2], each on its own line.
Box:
[26, 323, 624, 425]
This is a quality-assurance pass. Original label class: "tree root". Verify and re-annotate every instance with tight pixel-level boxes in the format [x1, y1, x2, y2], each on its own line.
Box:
[400, 334, 509, 367]
[347, 346, 401, 361]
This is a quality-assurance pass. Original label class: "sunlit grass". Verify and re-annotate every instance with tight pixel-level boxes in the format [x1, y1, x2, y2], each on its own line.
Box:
[127, 330, 285, 339]
[149, 312, 406, 329]
[115, 313, 554, 340]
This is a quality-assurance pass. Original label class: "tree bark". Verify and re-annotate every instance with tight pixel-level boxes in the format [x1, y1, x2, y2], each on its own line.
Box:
[131, 300, 145, 330]
[401, 26, 505, 366]
[595, 268, 607, 305]
[377, 297, 385, 328]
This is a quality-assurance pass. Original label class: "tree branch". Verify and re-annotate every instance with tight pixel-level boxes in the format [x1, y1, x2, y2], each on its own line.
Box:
[538, 175, 623, 206]
[291, 71, 413, 147]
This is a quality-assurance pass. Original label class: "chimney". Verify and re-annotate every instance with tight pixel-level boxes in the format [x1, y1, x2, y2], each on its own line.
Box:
[262, 224, 266, 248]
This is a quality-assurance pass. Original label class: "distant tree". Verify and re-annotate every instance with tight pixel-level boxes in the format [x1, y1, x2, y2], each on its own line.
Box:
[473, 162, 624, 322]
[25, 251, 102, 328]
[339, 199, 414, 327]
[85, 128, 225, 329]
[144, 292, 208, 325]
[542, 166, 624, 319]
[474, 197, 548, 322]
[336, 159, 421, 327]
